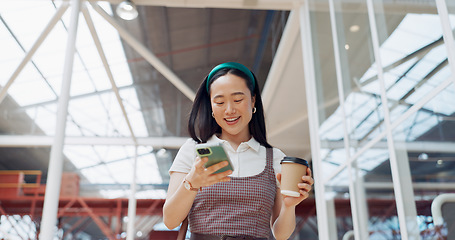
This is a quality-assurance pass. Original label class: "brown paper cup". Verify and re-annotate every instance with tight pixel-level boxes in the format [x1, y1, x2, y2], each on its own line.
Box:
[280, 157, 308, 197]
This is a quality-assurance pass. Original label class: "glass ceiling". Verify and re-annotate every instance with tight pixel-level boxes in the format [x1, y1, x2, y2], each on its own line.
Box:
[320, 13, 455, 185]
[0, 1, 164, 199]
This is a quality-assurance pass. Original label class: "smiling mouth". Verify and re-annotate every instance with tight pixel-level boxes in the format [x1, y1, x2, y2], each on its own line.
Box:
[225, 117, 240, 123]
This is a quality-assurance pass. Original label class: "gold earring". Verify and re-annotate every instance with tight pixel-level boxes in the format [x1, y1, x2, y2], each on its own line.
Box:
[252, 107, 256, 114]
[212, 112, 215, 118]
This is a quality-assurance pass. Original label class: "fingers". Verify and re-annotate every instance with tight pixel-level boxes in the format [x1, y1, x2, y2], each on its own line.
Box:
[276, 173, 281, 183]
[205, 160, 230, 174]
[296, 173, 314, 198]
[298, 182, 312, 192]
[302, 175, 314, 186]
[188, 159, 232, 188]
[306, 167, 313, 178]
[299, 189, 310, 199]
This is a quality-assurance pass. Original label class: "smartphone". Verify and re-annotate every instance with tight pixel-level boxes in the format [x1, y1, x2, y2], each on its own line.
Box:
[195, 143, 234, 174]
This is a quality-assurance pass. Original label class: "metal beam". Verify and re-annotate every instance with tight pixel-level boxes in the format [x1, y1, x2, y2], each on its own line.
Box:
[0, 135, 187, 148]
[0, 3, 69, 105]
[40, 0, 81, 239]
[320, 140, 455, 153]
[82, 5, 137, 145]
[329, 182, 455, 190]
[90, 2, 196, 101]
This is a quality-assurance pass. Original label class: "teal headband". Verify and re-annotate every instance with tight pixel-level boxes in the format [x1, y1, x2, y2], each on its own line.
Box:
[206, 62, 255, 92]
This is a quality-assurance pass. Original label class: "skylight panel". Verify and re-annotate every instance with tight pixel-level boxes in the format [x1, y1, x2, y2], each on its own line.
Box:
[388, 57, 418, 78]
[106, 160, 133, 184]
[65, 119, 85, 136]
[32, 50, 66, 81]
[101, 146, 133, 163]
[386, 77, 415, 101]
[136, 155, 162, 184]
[0, 30, 25, 86]
[108, 60, 134, 86]
[425, 44, 449, 64]
[326, 168, 350, 187]
[320, 113, 344, 140]
[426, 64, 451, 86]
[81, 165, 114, 184]
[397, 14, 445, 43]
[64, 146, 102, 169]
[422, 88, 455, 115]
[100, 189, 128, 199]
[404, 116, 438, 141]
[69, 68, 97, 96]
[25, 104, 57, 134]
[69, 96, 109, 123]
[0, 2, 57, 51]
[406, 59, 441, 82]
[128, 112, 149, 137]
[406, 83, 439, 105]
[357, 149, 388, 171]
[389, 104, 408, 123]
[8, 72, 56, 106]
[389, 110, 436, 141]
[136, 190, 167, 199]
[85, 67, 113, 91]
[359, 67, 377, 83]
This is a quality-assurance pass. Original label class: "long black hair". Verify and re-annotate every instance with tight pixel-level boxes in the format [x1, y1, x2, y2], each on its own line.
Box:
[188, 66, 272, 148]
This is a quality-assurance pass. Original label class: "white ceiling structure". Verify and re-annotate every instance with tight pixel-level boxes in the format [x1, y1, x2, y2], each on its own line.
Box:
[2, 0, 455, 239]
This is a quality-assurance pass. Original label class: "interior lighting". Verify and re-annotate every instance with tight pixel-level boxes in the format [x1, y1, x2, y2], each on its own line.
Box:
[350, 25, 360, 32]
[436, 159, 444, 168]
[345, 44, 350, 50]
[418, 153, 429, 161]
[116, 0, 138, 20]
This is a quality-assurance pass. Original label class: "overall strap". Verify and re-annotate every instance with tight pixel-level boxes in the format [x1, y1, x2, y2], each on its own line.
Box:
[265, 147, 273, 170]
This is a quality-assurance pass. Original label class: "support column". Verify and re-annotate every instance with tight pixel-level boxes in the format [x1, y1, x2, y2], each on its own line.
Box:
[326, 197, 338, 240]
[394, 148, 419, 239]
[298, 4, 336, 239]
[39, 0, 81, 239]
[353, 166, 369, 239]
[366, 0, 420, 239]
[436, 0, 455, 88]
[126, 146, 138, 240]
[327, 0, 370, 238]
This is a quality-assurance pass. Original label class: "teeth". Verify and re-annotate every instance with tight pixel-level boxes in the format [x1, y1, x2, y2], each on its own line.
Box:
[226, 117, 239, 122]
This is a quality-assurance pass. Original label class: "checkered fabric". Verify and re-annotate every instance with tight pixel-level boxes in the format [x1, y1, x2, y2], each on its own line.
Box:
[188, 148, 276, 238]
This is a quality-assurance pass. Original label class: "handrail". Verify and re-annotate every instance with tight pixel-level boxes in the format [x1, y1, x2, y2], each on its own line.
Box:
[431, 193, 455, 226]
[342, 230, 354, 240]
[0, 170, 42, 175]
[0, 170, 42, 191]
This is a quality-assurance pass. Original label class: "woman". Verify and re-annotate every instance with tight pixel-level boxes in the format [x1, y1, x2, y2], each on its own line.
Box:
[163, 62, 313, 240]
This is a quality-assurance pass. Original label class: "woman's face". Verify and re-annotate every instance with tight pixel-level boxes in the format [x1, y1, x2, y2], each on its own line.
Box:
[210, 73, 255, 141]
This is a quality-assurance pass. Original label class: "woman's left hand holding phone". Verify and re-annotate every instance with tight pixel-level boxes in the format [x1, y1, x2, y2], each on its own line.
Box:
[163, 156, 232, 229]
[185, 156, 232, 189]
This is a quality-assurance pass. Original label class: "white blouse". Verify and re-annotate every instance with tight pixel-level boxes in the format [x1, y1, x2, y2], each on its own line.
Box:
[169, 135, 285, 178]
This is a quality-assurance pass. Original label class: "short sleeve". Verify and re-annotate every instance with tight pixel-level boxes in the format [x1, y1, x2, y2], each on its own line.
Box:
[272, 147, 286, 174]
[169, 138, 197, 174]
[272, 147, 286, 187]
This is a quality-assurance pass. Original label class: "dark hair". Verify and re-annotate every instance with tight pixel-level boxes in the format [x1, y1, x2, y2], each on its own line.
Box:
[188, 67, 272, 148]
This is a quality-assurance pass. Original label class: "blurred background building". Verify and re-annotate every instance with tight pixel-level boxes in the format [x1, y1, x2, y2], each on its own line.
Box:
[0, 0, 454, 239]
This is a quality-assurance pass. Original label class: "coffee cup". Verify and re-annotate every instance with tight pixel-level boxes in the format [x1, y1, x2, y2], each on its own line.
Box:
[280, 157, 309, 197]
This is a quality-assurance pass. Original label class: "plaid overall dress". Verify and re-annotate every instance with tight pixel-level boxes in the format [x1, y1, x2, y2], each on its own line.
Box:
[188, 148, 276, 238]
